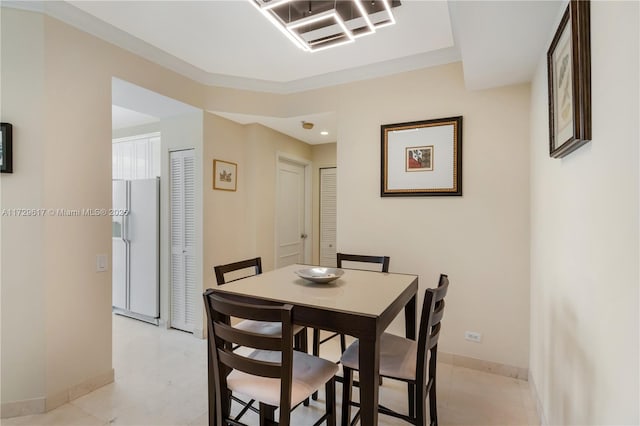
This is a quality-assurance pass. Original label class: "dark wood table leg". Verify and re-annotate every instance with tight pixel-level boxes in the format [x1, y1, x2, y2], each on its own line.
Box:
[358, 336, 380, 426]
[405, 293, 417, 340]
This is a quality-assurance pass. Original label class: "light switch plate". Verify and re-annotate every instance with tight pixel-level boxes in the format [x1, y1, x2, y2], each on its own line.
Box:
[96, 254, 108, 272]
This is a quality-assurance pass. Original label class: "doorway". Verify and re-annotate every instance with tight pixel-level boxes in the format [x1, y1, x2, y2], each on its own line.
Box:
[275, 155, 312, 268]
[111, 77, 203, 339]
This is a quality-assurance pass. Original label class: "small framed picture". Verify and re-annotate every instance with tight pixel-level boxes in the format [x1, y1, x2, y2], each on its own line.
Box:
[213, 159, 237, 191]
[381, 116, 462, 197]
[547, 0, 591, 158]
[405, 146, 433, 172]
[1, 122, 13, 174]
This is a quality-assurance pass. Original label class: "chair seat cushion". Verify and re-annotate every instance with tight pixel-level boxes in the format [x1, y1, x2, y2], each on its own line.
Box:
[236, 320, 304, 336]
[340, 332, 417, 380]
[227, 350, 338, 407]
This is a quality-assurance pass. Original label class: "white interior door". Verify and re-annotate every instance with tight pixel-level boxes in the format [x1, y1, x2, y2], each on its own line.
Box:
[276, 158, 309, 268]
[169, 149, 197, 333]
[319, 167, 337, 267]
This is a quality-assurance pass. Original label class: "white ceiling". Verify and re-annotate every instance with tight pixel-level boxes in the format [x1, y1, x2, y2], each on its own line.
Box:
[112, 77, 199, 119]
[68, 0, 457, 85]
[112, 105, 159, 131]
[9, 0, 564, 143]
[214, 110, 338, 145]
[448, 1, 564, 90]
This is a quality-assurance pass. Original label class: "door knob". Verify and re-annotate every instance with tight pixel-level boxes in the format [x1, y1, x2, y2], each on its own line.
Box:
[300, 233, 308, 239]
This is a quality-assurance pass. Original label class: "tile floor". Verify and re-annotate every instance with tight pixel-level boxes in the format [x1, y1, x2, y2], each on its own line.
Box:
[3, 315, 539, 426]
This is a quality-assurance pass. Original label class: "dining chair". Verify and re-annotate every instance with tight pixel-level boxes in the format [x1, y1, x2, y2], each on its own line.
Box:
[214, 257, 264, 285]
[339, 274, 449, 426]
[203, 289, 338, 426]
[311, 253, 390, 401]
[312, 253, 390, 360]
[214, 257, 308, 353]
[214, 257, 309, 415]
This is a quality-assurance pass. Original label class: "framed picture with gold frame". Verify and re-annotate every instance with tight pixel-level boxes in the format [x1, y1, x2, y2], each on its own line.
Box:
[381, 116, 462, 197]
[547, 0, 591, 158]
[213, 159, 237, 191]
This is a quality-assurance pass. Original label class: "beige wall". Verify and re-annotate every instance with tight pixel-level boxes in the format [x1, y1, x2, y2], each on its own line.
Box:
[0, 9, 47, 412]
[0, 9, 116, 412]
[336, 63, 532, 369]
[1, 8, 206, 413]
[529, 2, 639, 424]
[203, 115, 314, 275]
[245, 123, 313, 270]
[16, 2, 636, 418]
[1, 8, 319, 411]
[202, 114, 313, 333]
[1, 7, 533, 413]
[2, 7, 535, 413]
[203, 113, 254, 292]
[311, 143, 337, 264]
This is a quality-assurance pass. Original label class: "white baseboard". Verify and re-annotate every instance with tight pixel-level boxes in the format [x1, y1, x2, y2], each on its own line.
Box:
[46, 368, 115, 411]
[193, 327, 205, 339]
[0, 368, 114, 419]
[439, 351, 529, 380]
[1, 397, 46, 419]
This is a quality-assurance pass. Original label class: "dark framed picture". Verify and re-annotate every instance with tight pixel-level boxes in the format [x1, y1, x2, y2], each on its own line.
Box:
[213, 159, 237, 191]
[1, 122, 13, 173]
[381, 116, 462, 197]
[547, 0, 591, 158]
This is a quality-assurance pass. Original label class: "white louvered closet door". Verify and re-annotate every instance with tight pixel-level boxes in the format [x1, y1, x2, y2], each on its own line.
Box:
[169, 149, 197, 333]
[319, 167, 337, 267]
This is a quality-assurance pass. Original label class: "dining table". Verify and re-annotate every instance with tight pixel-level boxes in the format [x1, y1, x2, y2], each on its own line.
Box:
[207, 263, 419, 426]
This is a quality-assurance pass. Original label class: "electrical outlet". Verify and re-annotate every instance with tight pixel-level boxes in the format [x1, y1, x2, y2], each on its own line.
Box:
[464, 331, 482, 343]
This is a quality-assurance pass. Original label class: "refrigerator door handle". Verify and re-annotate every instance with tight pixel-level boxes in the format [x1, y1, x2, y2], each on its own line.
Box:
[123, 180, 131, 243]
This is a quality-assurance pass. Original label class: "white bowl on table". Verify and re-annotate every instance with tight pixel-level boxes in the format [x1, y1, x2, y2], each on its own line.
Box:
[295, 267, 344, 284]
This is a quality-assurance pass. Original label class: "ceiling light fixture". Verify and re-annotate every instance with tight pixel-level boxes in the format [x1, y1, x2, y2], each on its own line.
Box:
[302, 121, 314, 130]
[321, 131, 329, 136]
[250, 0, 401, 52]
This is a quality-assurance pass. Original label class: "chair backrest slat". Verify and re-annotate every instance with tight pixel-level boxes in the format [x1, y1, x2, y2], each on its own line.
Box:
[427, 322, 441, 350]
[215, 257, 262, 285]
[210, 296, 283, 323]
[430, 300, 446, 327]
[337, 253, 390, 272]
[213, 322, 283, 351]
[218, 350, 282, 379]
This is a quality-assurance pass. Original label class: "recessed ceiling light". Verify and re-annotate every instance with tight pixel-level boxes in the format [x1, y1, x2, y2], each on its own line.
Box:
[320, 131, 329, 136]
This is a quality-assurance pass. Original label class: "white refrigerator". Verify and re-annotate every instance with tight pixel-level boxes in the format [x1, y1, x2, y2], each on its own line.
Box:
[112, 178, 160, 324]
